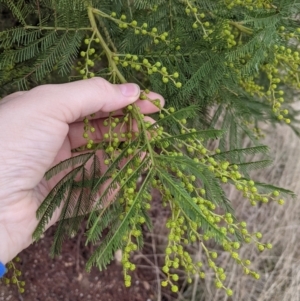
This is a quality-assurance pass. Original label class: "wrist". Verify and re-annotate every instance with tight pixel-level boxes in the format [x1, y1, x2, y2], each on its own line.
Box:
[0, 262, 6, 278]
[0, 215, 24, 265]
[0, 221, 18, 265]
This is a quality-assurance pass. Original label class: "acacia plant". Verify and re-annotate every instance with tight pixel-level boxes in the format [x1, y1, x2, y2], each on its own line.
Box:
[0, 0, 298, 296]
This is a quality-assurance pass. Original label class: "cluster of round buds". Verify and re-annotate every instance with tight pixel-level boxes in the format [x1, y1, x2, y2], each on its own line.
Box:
[239, 76, 265, 97]
[236, 51, 290, 125]
[144, 106, 279, 296]
[220, 22, 239, 48]
[185, 4, 212, 37]
[82, 115, 96, 149]
[121, 239, 138, 287]
[119, 190, 153, 285]
[113, 54, 182, 88]
[151, 4, 158, 11]
[221, 214, 273, 251]
[233, 178, 284, 206]
[73, 94, 156, 287]
[199, 242, 235, 296]
[278, 26, 300, 41]
[85, 90, 159, 159]
[222, 240, 260, 279]
[75, 90, 285, 296]
[199, 224, 263, 287]
[158, 186, 264, 297]
[151, 106, 286, 215]
[75, 36, 101, 79]
[162, 212, 206, 293]
[1, 257, 25, 293]
[153, 106, 286, 207]
[242, 120, 265, 140]
[260, 49, 291, 124]
[102, 122, 130, 159]
[109, 12, 169, 45]
[223, 0, 274, 10]
[79, 95, 155, 152]
[96, 106, 155, 285]
[272, 44, 300, 90]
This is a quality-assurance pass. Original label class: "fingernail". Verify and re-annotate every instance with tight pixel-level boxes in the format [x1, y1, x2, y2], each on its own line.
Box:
[119, 83, 140, 97]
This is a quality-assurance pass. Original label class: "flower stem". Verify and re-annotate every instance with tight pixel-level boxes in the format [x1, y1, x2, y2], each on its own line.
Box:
[87, 7, 126, 83]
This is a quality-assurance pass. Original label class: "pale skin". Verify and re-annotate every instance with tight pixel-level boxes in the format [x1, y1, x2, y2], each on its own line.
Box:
[0, 78, 164, 265]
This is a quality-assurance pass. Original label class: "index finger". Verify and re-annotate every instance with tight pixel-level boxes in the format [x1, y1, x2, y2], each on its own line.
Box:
[79, 91, 165, 121]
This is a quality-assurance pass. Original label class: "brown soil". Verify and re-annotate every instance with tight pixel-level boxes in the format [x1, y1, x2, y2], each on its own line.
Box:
[0, 190, 175, 301]
[0, 232, 152, 301]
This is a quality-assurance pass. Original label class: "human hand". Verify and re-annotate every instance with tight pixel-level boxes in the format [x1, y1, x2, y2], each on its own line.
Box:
[0, 78, 164, 264]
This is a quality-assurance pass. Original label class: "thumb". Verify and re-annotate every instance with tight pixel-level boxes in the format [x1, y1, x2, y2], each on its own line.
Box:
[25, 77, 141, 123]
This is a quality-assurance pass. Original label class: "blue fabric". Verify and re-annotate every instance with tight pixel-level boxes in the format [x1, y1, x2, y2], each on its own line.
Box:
[0, 261, 6, 278]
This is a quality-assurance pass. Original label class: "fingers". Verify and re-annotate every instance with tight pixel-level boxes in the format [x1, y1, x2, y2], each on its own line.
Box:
[75, 91, 165, 121]
[2, 78, 164, 124]
[68, 116, 156, 149]
[23, 78, 142, 123]
[78, 98, 163, 120]
[20, 78, 165, 124]
[1, 91, 27, 105]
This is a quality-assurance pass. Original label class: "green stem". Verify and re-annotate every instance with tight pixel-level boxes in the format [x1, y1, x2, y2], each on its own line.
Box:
[24, 25, 92, 31]
[92, 8, 120, 24]
[87, 7, 126, 83]
[95, 14, 118, 53]
[133, 107, 156, 164]
[87, 6, 156, 163]
[229, 21, 253, 35]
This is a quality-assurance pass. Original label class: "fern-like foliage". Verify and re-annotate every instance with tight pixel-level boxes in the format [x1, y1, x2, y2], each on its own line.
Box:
[1, 0, 298, 296]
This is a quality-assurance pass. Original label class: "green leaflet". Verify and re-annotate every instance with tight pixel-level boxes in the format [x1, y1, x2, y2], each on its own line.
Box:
[158, 129, 225, 144]
[57, 31, 84, 75]
[157, 168, 227, 244]
[51, 182, 79, 255]
[45, 153, 94, 180]
[155, 154, 233, 212]
[0, 27, 41, 48]
[236, 159, 273, 173]
[2, 0, 30, 26]
[35, 166, 83, 220]
[2, 0, 298, 294]
[212, 145, 269, 160]
[32, 171, 79, 240]
[147, 105, 200, 130]
[89, 147, 147, 210]
[252, 182, 296, 198]
[0, 31, 58, 67]
[86, 168, 154, 271]
[86, 156, 151, 242]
